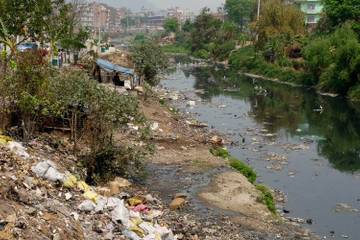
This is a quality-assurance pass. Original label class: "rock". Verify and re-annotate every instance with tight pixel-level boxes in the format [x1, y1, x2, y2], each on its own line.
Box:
[306, 219, 313, 225]
[134, 86, 144, 94]
[209, 136, 224, 145]
[174, 193, 189, 199]
[5, 214, 16, 224]
[109, 182, 121, 196]
[78, 200, 96, 212]
[170, 197, 186, 210]
[283, 209, 290, 214]
[97, 187, 111, 197]
[109, 177, 131, 196]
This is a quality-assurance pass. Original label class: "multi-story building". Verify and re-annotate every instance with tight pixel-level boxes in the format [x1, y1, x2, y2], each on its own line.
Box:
[78, 2, 123, 33]
[295, 0, 323, 25]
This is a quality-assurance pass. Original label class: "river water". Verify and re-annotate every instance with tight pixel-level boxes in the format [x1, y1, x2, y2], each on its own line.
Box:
[161, 66, 360, 240]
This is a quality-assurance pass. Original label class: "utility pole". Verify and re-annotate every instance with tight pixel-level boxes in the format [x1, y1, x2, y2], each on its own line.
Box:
[256, 0, 261, 42]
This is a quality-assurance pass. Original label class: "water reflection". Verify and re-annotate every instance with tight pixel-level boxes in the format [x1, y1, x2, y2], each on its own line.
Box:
[185, 67, 360, 173]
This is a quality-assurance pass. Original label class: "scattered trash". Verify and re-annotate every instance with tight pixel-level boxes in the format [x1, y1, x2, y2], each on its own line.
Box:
[83, 190, 98, 203]
[65, 192, 72, 201]
[111, 200, 130, 227]
[7, 141, 30, 159]
[150, 122, 159, 131]
[335, 203, 359, 213]
[78, 200, 96, 212]
[31, 161, 65, 182]
[63, 174, 78, 188]
[128, 197, 143, 207]
[209, 135, 225, 145]
[186, 101, 196, 107]
[77, 181, 90, 192]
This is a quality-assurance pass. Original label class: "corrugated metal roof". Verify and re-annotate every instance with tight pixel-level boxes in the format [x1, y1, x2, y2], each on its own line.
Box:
[96, 59, 134, 76]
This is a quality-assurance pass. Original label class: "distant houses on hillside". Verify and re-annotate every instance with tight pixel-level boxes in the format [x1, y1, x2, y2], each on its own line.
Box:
[295, 0, 323, 26]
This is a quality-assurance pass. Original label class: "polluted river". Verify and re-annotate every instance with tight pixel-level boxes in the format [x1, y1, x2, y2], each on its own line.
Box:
[157, 65, 360, 240]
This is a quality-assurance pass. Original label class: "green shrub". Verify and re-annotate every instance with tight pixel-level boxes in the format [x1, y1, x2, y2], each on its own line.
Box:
[161, 44, 190, 54]
[229, 157, 257, 184]
[83, 144, 148, 184]
[256, 184, 276, 214]
[304, 23, 360, 95]
[193, 49, 210, 59]
[349, 84, 360, 102]
[210, 147, 230, 159]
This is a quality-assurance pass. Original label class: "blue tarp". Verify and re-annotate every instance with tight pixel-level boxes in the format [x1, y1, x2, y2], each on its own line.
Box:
[96, 59, 134, 76]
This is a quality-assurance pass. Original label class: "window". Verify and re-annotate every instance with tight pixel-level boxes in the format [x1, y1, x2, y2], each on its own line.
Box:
[308, 3, 316, 10]
[307, 15, 316, 23]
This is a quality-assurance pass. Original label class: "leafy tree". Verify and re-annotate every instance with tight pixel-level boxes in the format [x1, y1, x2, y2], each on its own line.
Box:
[190, 8, 222, 53]
[304, 23, 360, 94]
[254, 0, 305, 59]
[131, 40, 168, 86]
[323, 0, 360, 27]
[163, 18, 179, 33]
[225, 0, 256, 31]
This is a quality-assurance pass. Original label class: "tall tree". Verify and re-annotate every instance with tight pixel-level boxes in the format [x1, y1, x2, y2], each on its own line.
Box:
[323, 0, 360, 27]
[254, 0, 305, 49]
[131, 40, 168, 87]
[224, 0, 256, 31]
[163, 18, 179, 33]
[190, 8, 222, 52]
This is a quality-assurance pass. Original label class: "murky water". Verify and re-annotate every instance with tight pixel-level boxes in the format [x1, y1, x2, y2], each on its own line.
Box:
[161, 67, 360, 240]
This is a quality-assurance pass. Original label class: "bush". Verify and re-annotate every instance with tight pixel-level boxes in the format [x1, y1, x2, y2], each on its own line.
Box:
[229, 157, 257, 184]
[349, 84, 360, 102]
[161, 44, 190, 54]
[193, 49, 210, 59]
[229, 46, 308, 85]
[256, 184, 276, 214]
[83, 144, 148, 184]
[210, 147, 230, 159]
[304, 23, 360, 95]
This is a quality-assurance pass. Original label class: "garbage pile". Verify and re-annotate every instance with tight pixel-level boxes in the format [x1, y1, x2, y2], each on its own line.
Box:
[0, 135, 177, 240]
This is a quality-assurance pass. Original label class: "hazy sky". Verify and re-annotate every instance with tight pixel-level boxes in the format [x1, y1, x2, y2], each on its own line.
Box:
[98, 0, 224, 12]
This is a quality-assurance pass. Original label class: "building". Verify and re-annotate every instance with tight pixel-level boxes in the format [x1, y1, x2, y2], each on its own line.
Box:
[78, 2, 123, 33]
[296, 0, 323, 25]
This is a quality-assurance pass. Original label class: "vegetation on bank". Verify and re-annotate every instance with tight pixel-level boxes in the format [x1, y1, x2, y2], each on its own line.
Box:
[0, 0, 171, 184]
[161, 44, 190, 55]
[256, 184, 276, 214]
[209, 147, 275, 213]
[229, 157, 257, 184]
[160, 0, 360, 101]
